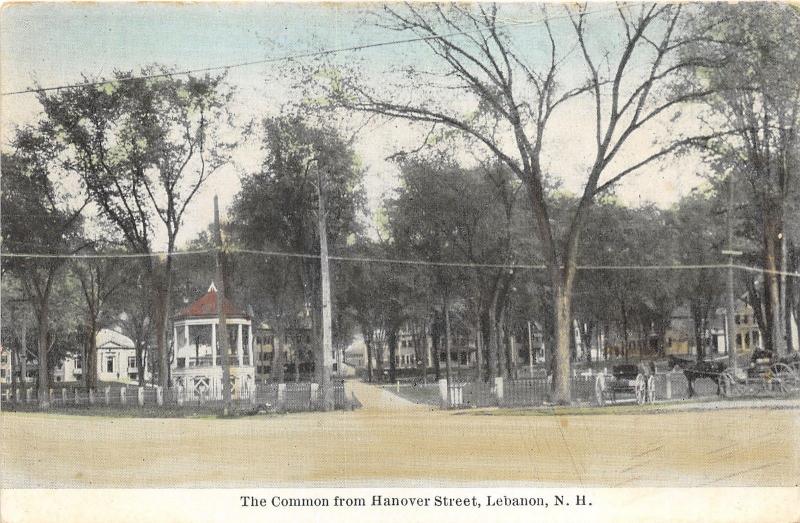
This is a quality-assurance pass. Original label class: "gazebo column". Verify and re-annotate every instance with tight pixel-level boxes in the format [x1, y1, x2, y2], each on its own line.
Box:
[237, 324, 244, 367]
[248, 324, 254, 367]
[184, 324, 189, 346]
[211, 323, 217, 367]
[173, 325, 178, 354]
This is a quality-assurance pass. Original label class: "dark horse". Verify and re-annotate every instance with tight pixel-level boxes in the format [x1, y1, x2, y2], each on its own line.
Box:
[682, 360, 726, 398]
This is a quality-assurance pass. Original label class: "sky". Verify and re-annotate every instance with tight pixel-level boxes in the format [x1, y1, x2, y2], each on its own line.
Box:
[1, 2, 710, 249]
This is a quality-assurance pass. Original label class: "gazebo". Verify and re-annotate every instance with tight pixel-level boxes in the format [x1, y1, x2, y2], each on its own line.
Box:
[172, 282, 254, 398]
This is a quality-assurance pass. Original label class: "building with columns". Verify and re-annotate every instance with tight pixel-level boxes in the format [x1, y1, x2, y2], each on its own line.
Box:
[172, 282, 255, 398]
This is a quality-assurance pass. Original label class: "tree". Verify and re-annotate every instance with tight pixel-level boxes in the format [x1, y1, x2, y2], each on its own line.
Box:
[1, 145, 87, 407]
[318, 4, 724, 402]
[685, 3, 800, 355]
[71, 248, 133, 390]
[670, 192, 726, 360]
[32, 67, 235, 388]
[230, 115, 365, 390]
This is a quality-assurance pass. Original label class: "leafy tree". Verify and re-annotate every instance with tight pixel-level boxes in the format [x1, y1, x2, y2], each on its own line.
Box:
[319, 4, 725, 402]
[669, 191, 726, 360]
[31, 67, 235, 388]
[230, 115, 366, 387]
[685, 3, 800, 355]
[1, 145, 87, 406]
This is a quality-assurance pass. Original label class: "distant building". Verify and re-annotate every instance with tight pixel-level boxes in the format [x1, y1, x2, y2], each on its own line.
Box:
[52, 329, 151, 384]
[0, 346, 11, 385]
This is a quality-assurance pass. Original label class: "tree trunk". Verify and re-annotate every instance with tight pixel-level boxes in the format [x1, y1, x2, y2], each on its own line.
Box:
[37, 300, 50, 408]
[552, 281, 572, 405]
[136, 342, 146, 388]
[475, 325, 483, 382]
[431, 318, 441, 381]
[496, 312, 507, 378]
[486, 306, 498, 378]
[20, 323, 28, 394]
[86, 317, 98, 390]
[10, 326, 20, 402]
[443, 298, 452, 404]
[271, 326, 286, 383]
[765, 216, 785, 356]
[421, 325, 429, 384]
[364, 334, 373, 383]
[388, 327, 398, 383]
[151, 258, 172, 390]
[374, 332, 384, 382]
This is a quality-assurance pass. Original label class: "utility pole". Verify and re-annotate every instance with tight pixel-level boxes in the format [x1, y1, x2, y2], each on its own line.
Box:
[316, 165, 334, 411]
[723, 173, 741, 375]
[214, 195, 232, 416]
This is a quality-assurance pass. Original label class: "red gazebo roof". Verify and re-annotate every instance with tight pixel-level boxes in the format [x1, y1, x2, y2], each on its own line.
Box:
[174, 283, 249, 320]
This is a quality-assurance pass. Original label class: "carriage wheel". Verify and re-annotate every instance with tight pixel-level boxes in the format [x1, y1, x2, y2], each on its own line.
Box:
[646, 375, 656, 403]
[771, 363, 798, 391]
[595, 374, 606, 407]
[635, 374, 646, 405]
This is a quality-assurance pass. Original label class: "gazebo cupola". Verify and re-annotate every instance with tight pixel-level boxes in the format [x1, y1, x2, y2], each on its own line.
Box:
[171, 282, 254, 397]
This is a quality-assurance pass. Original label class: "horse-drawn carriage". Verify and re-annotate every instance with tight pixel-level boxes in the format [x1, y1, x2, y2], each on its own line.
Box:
[680, 351, 800, 398]
[594, 364, 656, 406]
[718, 351, 800, 397]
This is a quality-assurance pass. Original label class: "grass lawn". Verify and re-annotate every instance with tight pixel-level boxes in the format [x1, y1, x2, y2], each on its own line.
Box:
[380, 383, 441, 405]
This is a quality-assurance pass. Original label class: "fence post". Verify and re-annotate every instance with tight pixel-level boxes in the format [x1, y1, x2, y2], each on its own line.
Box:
[74, 389, 79, 405]
[25, 388, 32, 403]
[16, 388, 22, 404]
[120, 387, 127, 405]
[278, 383, 286, 410]
[62, 388, 67, 404]
[156, 386, 163, 406]
[89, 388, 95, 405]
[310, 383, 319, 408]
[104, 386, 111, 406]
[249, 385, 257, 406]
[438, 378, 448, 407]
[396, 380, 400, 393]
[177, 385, 184, 406]
[666, 372, 672, 400]
[494, 376, 504, 402]
[137, 387, 144, 406]
[49, 388, 54, 405]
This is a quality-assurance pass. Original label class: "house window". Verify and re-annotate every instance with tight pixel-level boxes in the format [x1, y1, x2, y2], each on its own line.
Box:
[1, 369, 5, 378]
[128, 356, 136, 369]
[735, 315, 741, 325]
[177, 358, 186, 369]
[75, 357, 82, 369]
[106, 356, 114, 373]
[735, 334, 742, 348]
[129, 373, 137, 380]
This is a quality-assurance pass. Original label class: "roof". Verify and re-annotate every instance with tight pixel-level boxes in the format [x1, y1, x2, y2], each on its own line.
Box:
[174, 282, 249, 320]
[96, 329, 134, 349]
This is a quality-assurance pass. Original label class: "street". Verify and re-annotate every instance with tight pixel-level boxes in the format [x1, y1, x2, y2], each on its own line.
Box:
[2, 381, 798, 488]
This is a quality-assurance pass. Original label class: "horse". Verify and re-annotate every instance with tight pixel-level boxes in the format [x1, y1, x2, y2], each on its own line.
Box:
[682, 360, 726, 398]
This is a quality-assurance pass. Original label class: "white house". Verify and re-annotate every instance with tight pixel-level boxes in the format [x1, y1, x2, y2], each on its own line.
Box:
[53, 328, 149, 384]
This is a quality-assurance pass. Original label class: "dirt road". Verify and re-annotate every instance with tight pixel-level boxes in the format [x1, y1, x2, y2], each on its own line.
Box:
[2, 381, 798, 487]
